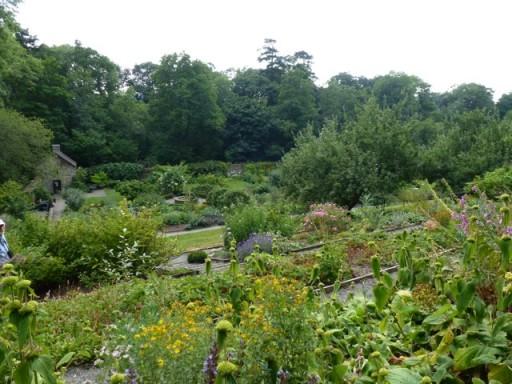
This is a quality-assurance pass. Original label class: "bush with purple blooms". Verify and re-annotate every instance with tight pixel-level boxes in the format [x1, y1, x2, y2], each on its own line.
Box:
[236, 233, 273, 261]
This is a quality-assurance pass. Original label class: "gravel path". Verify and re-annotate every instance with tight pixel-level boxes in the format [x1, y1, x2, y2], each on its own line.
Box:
[49, 195, 66, 221]
[84, 189, 107, 198]
[64, 366, 101, 384]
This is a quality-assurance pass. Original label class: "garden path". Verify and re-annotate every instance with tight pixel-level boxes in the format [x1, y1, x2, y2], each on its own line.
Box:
[64, 365, 100, 384]
[49, 195, 65, 221]
[84, 189, 106, 198]
[160, 247, 229, 274]
[161, 225, 224, 237]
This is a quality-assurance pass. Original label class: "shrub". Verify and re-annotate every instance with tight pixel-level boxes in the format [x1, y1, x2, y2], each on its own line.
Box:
[188, 161, 228, 176]
[46, 204, 173, 285]
[0, 180, 32, 218]
[303, 203, 351, 237]
[236, 233, 273, 261]
[157, 166, 188, 197]
[89, 162, 144, 181]
[189, 183, 215, 199]
[90, 171, 109, 187]
[17, 250, 70, 292]
[189, 207, 224, 228]
[252, 183, 270, 194]
[187, 250, 208, 263]
[114, 180, 153, 200]
[468, 166, 512, 198]
[315, 244, 349, 284]
[225, 204, 297, 243]
[70, 167, 89, 191]
[10, 212, 50, 248]
[63, 188, 85, 211]
[225, 205, 266, 243]
[32, 184, 51, 202]
[132, 192, 165, 209]
[207, 188, 250, 209]
[162, 210, 195, 226]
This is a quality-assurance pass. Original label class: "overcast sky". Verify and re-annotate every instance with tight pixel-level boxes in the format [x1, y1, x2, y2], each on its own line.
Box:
[16, 0, 512, 98]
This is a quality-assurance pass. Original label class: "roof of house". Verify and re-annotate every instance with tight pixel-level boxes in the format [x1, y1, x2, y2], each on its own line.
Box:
[52, 144, 77, 168]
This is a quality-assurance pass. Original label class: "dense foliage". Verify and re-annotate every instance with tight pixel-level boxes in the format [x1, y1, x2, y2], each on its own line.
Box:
[1, 2, 511, 195]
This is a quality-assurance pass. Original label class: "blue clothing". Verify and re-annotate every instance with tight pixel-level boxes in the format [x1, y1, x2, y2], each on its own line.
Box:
[0, 234, 9, 265]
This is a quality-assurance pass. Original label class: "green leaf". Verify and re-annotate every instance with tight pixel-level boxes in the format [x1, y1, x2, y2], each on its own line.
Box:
[13, 362, 32, 384]
[371, 256, 381, 279]
[455, 281, 475, 313]
[387, 368, 422, 384]
[493, 314, 512, 338]
[331, 364, 348, 383]
[373, 283, 391, 311]
[423, 304, 456, 326]
[56, 351, 75, 369]
[489, 364, 512, 383]
[383, 272, 394, 289]
[31, 355, 57, 384]
[472, 379, 485, 384]
[454, 345, 500, 371]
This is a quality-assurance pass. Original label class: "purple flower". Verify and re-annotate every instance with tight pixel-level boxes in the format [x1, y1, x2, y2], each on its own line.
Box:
[236, 233, 273, 261]
[459, 195, 466, 208]
[124, 368, 138, 384]
[505, 227, 512, 236]
[203, 343, 219, 384]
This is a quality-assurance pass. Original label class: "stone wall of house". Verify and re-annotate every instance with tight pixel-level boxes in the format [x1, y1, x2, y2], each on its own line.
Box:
[56, 157, 76, 187]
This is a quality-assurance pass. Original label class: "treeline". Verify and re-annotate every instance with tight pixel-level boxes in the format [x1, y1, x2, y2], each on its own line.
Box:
[2, 2, 512, 182]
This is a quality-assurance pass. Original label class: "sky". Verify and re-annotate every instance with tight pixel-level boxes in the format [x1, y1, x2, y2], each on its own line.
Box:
[16, 0, 512, 98]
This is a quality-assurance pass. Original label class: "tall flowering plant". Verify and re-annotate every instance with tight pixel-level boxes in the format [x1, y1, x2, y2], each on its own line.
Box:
[451, 186, 512, 309]
[303, 203, 351, 238]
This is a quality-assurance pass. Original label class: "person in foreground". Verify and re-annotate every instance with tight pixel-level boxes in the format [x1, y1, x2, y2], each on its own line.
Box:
[0, 218, 12, 265]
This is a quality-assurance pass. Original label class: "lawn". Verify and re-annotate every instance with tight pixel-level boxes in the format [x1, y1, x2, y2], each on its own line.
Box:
[222, 177, 252, 191]
[83, 189, 123, 208]
[171, 226, 224, 252]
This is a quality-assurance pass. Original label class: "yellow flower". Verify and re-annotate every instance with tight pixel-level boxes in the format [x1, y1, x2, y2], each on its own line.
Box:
[156, 358, 165, 368]
[505, 272, 512, 281]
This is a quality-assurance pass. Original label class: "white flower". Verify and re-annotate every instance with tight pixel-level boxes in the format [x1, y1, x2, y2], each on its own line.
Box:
[396, 290, 413, 298]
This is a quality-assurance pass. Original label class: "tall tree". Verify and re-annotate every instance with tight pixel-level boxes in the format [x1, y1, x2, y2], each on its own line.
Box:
[497, 92, 512, 119]
[0, 108, 52, 183]
[440, 83, 495, 114]
[276, 66, 318, 141]
[149, 53, 225, 163]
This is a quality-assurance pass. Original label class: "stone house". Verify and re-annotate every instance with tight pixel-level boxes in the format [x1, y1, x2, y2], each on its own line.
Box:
[48, 144, 77, 193]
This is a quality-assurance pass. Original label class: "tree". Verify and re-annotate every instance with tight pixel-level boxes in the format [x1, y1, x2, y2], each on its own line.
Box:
[223, 95, 283, 162]
[149, 53, 225, 163]
[440, 83, 495, 114]
[0, 108, 52, 183]
[319, 74, 369, 124]
[124, 62, 158, 102]
[281, 101, 418, 207]
[276, 66, 318, 141]
[497, 92, 512, 119]
[372, 72, 435, 117]
[106, 90, 149, 161]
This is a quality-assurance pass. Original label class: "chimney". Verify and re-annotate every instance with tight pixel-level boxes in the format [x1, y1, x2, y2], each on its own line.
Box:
[52, 144, 61, 153]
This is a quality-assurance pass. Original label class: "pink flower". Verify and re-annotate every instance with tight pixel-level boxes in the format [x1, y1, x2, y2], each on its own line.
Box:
[313, 210, 327, 217]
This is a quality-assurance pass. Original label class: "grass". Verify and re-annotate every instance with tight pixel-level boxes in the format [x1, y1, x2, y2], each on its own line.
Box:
[222, 177, 251, 191]
[170, 227, 224, 252]
[83, 189, 123, 208]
